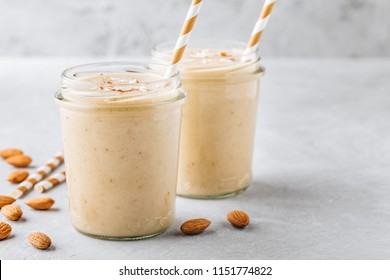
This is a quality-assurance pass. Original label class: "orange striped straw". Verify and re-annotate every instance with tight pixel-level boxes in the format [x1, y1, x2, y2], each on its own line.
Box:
[164, 0, 204, 78]
[243, 0, 276, 56]
[11, 152, 64, 199]
[34, 170, 66, 193]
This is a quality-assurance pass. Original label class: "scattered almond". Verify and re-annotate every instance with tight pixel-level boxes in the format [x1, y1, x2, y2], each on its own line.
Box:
[1, 205, 23, 221]
[0, 195, 16, 209]
[7, 170, 29, 184]
[25, 196, 55, 210]
[219, 51, 228, 57]
[0, 222, 12, 240]
[6, 154, 32, 168]
[227, 210, 250, 228]
[28, 232, 52, 250]
[0, 148, 23, 159]
[180, 218, 211, 235]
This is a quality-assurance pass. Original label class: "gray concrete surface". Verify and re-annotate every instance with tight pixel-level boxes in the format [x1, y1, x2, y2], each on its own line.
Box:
[0, 57, 389, 259]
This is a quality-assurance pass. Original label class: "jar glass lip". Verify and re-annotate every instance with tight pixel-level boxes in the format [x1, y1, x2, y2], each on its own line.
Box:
[152, 39, 259, 59]
[152, 39, 263, 78]
[56, 61, 186, 107]
[61, 61, 180, 88]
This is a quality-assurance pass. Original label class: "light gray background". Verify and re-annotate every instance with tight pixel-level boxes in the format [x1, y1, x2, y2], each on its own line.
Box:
[0, 0, 389, 57]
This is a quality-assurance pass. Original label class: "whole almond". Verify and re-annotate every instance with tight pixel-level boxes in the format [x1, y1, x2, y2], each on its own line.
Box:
[25, 196, 55, 210]
[1, 205, 23, 221]
[28, 232, 52, 249]
[0, 195, 16, 209]
[180, 218, 211, 235]
[7, 170, 29, 184]
[6, 155, 32, 168]
[0, 148, 23, 159]
[227, 210, 250, 228]
[0, 222, 12, 240]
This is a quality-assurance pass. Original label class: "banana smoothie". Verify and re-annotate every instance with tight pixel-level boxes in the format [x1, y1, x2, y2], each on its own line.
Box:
[55, 62, 186, 239]
[153, 41, 264, 198]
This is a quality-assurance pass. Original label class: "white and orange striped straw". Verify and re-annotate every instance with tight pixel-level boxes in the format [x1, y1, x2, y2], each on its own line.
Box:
[164, 0, 203, 78]
[11, 152, 64, 199]
[243, 0, 276, 56]
[34, 170, 66, 193]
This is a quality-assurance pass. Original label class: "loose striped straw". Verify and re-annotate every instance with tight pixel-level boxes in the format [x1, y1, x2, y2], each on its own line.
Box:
[164, 0, 203, 78]
[243, 0, 276, 56]
[34, 170, 66, 193]
[11, 152, 64, 199]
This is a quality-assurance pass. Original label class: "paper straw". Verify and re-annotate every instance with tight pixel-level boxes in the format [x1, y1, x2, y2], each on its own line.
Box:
[164, 0, 203, 78]
[34, 170, 66, 193]
[11, 152, 64, 199]
[243, 0, 276, 56]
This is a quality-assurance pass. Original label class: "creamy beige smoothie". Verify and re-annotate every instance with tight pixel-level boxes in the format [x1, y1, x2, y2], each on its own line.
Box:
[153, 41, 264, 198]
[55, 62, 185, 239]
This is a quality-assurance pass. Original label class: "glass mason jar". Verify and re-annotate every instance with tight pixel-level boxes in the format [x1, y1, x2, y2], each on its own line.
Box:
[152, 40, 264, 199]
[55, 62, 186, 240]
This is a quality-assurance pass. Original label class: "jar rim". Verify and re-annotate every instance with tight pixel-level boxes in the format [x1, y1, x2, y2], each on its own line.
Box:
[61, 61, 180, 88]
[152, 39, 259, 58]
[151, 39, 264, 78]
[56, 61, 186, 108]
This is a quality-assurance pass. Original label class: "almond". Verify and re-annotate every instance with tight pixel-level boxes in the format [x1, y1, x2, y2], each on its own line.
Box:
[25, 196, 55, 210]
[227, 210, 250, 228]
[0, 222, 12, 240]
[219, 51, 228, 57]
[7, 170, 29, 184]
[28, 232, 52, 249]
[0, 148, 23, 159]
[180, 218, 211, 235]
[6, 155, 32, 168]
[1, 205, 23, 221]
[0, 195, 16, 209]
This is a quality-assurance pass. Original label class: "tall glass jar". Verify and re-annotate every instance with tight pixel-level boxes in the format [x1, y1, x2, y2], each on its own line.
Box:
[55, 62, 186, 239]
[152, 40, 264, 199]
